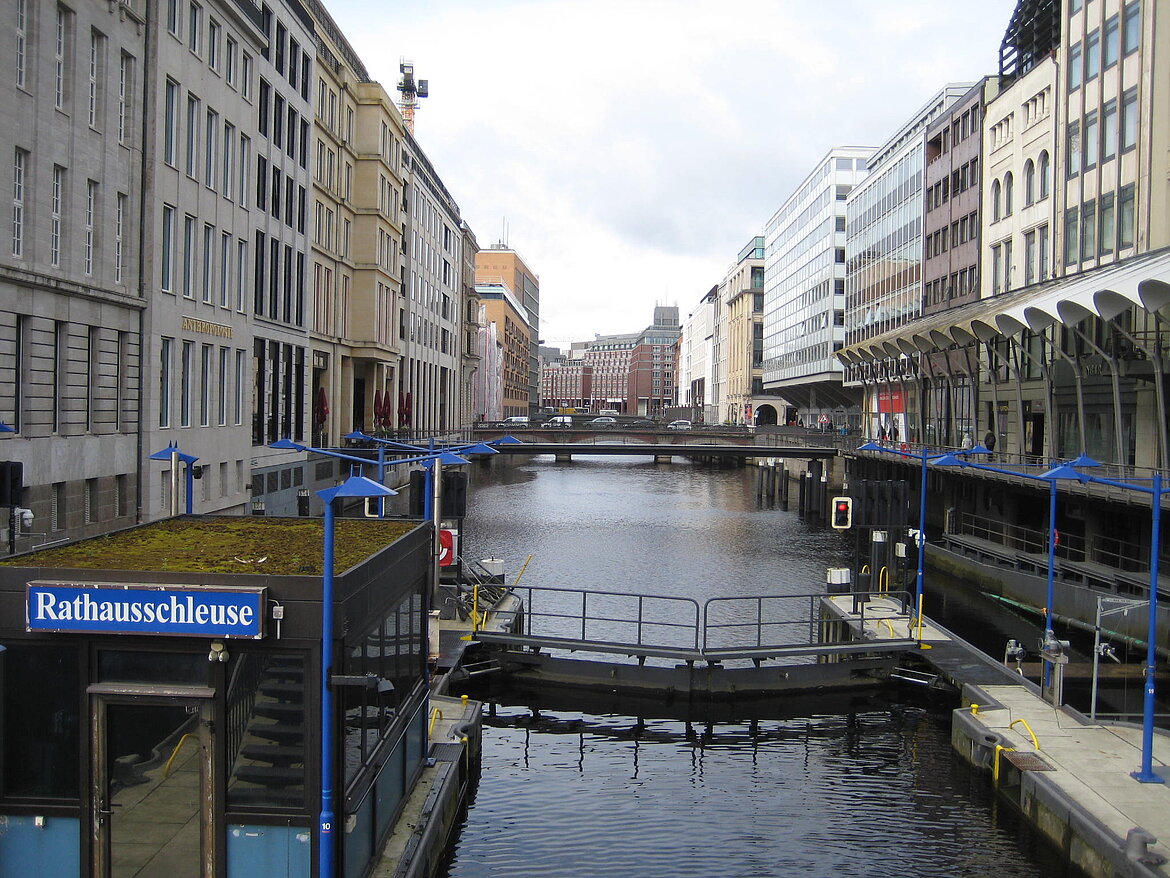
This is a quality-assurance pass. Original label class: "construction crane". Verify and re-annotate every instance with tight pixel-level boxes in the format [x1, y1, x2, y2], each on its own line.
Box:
[397, 60, 428, 134]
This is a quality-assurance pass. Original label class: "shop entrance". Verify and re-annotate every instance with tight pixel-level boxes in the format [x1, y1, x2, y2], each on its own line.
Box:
[90, 688, 215, 878]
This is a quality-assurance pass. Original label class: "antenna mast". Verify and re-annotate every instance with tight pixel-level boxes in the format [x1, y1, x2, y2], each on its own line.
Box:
[397, 59, 428, 134]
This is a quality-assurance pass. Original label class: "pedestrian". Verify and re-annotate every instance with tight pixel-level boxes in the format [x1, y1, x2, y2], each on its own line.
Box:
[984, 430, 996, 451]
[961, 432, 973, 451]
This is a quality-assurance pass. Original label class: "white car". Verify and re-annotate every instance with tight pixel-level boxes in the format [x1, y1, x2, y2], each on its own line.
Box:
[542, 416, 573, 427]
[667, 420, 693, 430]
[501, 416, 529, 426]
[588, 416, 617, 427]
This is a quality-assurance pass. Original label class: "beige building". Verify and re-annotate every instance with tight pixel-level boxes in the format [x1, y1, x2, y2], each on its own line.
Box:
[722, 238, 769, 425]
[476, 247, 539, 416]
[475, 281, 531, 418]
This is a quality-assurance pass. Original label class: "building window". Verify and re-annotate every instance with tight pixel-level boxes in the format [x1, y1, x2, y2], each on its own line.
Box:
[1104, 14, 1120, 68]
[160, 337, 173, 427]
[181, 340, 193, 427]
[1099, 192, 1116, 256]
[234, 348, 245, 425]
[187, 1, 201, 55]
[205, 109, 218, 188]
[1066, 122, 1081, 178]
[991, 179, 1001, 221]
[55, 6, 70, 110]
[164, 79, 179, 165]
[1038, 150, 1050, 199]
[166, 0, 180, 35]
[241, 53, 252, 99]
[115, 193, 126, 283]
[118, 54, 133, 143]
[11, 148, 25, 257]
[1123, 0, 1141, 55]
[1023, 159, 1035, 206]
[200, 343, 212, 426]
[236, 237, 247, 311]
[1083, 111, 1098, 170]
[226, 36, 237, 85]
[16, 0, 27, 89]
[183, 215, 195, 297]
[220, 231, 231, 307]
[186, 94, 200, 177]
[1081, 199, 1097, 261]
[1121, 87, 1138, 152]
[1102, 99, 1118, 162]
[202, 223, 214, 303]
[208, 19, 220, 70]
[161, 204, 175, 291]
[1064, 207, 1079, 265]
[1119, 184, 1135, 248]
[1038, 225, 1050, 281]
[50, 165, 64, 266]
[1003, 172, 1014, 215]
[1068, 43, 1082, 91]
[84, 180, 96, 275]
[1085, 29, 1100, 80]
[1024, 230, 1036, 287]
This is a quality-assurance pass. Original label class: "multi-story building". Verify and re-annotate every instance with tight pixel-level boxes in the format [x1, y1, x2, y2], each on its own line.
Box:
[459, 223, 481, 426]
[475, 280, 531, 418]
[401, 134, 463, 434]
[843, 86, 974, 439]
[920, 78, 999, 446]
[583, 332, 637, 413]
[541, 361, 593, 411]
[680, 287, 717, 422]
[722, 237, 779, 425]
[762, 147, 873, 429]
[0, 0, 147, 546]
[627, 305, 680, 417]
[138, 0, 315, 521]
[475, 247, 539, 416]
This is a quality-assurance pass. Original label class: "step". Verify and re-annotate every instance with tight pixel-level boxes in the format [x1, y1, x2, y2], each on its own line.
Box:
[228, 786, 304, 808]
[254, 702, 304, 721]
[265, 665, 305, 681]
[235, 765, 304, 788]
[240, 744, 305, 765]
[259, 681, 305, 702]
[248, 722, 304, 743]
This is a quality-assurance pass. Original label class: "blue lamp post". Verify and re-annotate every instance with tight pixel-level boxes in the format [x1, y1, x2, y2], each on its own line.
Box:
[316, 474, 397, 877]
[148, 443, 199, 515]
[856, 440, 990, 641]
[1041, 461, 1166, 784]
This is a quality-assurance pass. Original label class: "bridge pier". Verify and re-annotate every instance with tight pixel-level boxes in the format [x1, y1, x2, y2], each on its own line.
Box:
[555, 452, 572, 462]
[654, 454, 673, 464]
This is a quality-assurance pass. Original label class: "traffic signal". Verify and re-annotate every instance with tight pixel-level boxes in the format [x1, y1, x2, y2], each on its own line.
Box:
[0, 461, 23, 507]
[830, 496, 853, 530]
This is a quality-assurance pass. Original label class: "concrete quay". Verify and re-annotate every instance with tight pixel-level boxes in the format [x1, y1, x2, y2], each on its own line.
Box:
[825, 595, 1170, 878]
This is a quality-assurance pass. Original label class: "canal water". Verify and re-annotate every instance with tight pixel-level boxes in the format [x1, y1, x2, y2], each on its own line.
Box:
[440, 455, 1078, 877]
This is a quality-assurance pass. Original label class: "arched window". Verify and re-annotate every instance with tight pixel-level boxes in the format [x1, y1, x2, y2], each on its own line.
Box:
[1038, 150, 1050, 199]
[1023, 159, 1036, 206]
[1004, 172, 1014, 215]
[991, 179, 1002, 221]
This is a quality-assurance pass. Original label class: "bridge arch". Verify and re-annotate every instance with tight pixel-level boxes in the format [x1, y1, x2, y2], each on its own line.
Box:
[755, 404, 779, 426]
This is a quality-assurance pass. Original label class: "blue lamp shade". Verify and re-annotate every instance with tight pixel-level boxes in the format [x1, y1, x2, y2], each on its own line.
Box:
[964, 444, 993, 456]
[931, 453, 969, 468]
[1040, 462, 1088, 482]
[494, 435, 524, 445]
[317, 475, 397, 503]
[0, 422, 14, 433]
[1069, 453, 1102, 469]
[436, 451, 470, 466]
[343, 431, 371, 441]
[270, 437, 307, 452]
[857, 441, 884, 452]
[466, 442, 499, 455]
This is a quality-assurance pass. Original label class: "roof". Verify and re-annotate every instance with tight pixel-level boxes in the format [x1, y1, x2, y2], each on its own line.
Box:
[838, 249, 1170, 363]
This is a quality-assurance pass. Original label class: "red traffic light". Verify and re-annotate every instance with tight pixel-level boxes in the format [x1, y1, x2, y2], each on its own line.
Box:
[830, 496, 853, 530]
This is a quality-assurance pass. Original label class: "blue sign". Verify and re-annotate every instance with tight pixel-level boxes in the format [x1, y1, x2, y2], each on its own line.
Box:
[27, 581, 266, 639]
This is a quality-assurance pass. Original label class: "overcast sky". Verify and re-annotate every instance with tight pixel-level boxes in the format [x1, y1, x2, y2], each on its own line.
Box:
[328, 0, 1019, 347]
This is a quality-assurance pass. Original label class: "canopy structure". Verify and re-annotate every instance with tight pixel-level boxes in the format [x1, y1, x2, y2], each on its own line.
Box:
[838, 249, 1170, 365]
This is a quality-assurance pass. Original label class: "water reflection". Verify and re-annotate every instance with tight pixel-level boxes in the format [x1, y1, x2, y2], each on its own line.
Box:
[441, 457, 1075, 878]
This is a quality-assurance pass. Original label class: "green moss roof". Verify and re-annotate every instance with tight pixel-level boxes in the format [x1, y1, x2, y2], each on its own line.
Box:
[0, 517, 419, 576]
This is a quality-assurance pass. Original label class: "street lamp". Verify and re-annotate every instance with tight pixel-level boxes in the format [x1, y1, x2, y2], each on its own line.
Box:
[1041, 460, 1166, 785]
[148, 442, 199, 515]
[856, 440, 990, 642]
[316, 474, 397, 878]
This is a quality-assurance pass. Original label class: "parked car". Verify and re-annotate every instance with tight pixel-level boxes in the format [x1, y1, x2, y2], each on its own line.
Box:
[501, 416, 529, 426]
[588, 416, 617, 427]
[667, 420, 693, 430]
[542, 416, 573, 427]
[623, 418, 656, 429]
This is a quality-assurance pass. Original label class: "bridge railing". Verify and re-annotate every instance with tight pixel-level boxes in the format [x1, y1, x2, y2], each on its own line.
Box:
[509, 584, 701, 652]
[495, 585, 915, 662]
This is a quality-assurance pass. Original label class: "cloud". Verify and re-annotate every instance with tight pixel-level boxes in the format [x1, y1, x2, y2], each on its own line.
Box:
[331, 0, 1018, 346]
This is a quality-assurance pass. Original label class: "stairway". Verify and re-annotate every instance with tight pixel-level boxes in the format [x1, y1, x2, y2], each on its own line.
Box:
[228, 656, 306, 809]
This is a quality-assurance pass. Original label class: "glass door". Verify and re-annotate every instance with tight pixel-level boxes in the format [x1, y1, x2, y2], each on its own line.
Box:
[91, 694, 214, 878]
